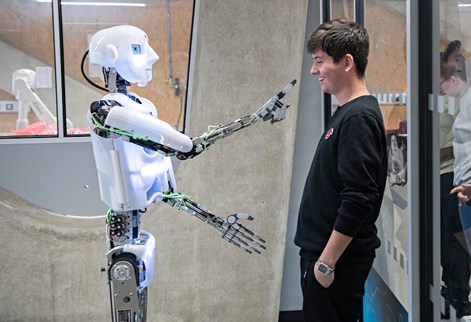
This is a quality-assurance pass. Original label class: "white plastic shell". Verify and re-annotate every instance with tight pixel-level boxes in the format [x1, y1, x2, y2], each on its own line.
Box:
[88, 93, 190, 210]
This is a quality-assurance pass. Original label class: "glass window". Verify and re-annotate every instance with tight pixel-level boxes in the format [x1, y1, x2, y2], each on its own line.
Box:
[61, 0, 194, 135]
[328, 0, 354, 116]
[438, 1, 471, 320]
[0, 0, 194, 138]
[331, 0, 354, 20]
[0, 0, 57, 137]
[363, 0, 409, 321]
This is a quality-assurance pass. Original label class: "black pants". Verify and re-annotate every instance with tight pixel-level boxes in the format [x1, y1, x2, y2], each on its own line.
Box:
[300, 256, 373, 322]
[440, 172, 471, 301]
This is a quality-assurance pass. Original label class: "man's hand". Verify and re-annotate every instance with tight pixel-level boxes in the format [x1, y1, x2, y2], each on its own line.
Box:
[450, 183, 471, 206]
[314, 265, 335, 288]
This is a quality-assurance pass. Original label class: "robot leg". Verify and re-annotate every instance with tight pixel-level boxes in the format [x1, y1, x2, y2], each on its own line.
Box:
[108, 253, 148, 322]
[106, 231, 156, 322]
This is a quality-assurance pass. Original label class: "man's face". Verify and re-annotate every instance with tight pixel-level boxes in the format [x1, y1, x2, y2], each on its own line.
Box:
[310, 50, 346, 95]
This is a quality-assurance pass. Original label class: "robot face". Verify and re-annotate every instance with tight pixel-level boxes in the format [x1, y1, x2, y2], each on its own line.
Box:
[115, 36, 159, 86]
[89, 25, 159, 86]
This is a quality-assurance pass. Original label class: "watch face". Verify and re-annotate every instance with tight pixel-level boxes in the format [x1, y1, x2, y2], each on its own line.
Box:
[318, 263, 328, 274]
[317, 262, 333, 275]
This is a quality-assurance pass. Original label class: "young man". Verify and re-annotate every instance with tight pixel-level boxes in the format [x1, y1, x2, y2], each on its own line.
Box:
[295, 19, 388, 321]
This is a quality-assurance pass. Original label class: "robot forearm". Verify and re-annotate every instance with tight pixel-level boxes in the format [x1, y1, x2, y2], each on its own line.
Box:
[176, 80, 297, 160]
[89, 80, 295, 161]
[175, 115, 256, 160]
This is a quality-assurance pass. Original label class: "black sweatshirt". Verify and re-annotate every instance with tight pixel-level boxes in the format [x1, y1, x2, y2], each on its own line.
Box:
[295, 95, 388, 262]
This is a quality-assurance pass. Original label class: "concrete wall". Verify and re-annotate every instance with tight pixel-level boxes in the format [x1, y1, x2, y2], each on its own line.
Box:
[0, 0, 308, 321]
[0, 188, 109, 322]
[279, 0, 323, 311]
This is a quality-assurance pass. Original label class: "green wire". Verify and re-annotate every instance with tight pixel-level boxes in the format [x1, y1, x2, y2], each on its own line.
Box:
[104, 193, 192, 222]
[91, 114, 149, 141]
[203, 125, 219, 151]
[105, 208, 113, 223]
[162, 192, 191, 208]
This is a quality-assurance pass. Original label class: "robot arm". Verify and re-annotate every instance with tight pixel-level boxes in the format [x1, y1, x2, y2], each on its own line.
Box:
[162, 191, 266, 254]
[89, 79, 296, 161]
[89, 97, 193, 156]
[12, 69, 74, 130]
[177, 80, 297, 160]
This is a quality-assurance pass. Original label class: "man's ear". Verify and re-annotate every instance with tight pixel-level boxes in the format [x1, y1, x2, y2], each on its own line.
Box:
[344, 54, 354, 72]
[446, 75, 460, 89]
[450, 75, 459, 85]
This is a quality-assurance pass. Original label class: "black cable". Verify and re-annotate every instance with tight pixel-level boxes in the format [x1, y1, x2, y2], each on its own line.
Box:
[80, 50, 108, 93]
[176, 93, 183, 131]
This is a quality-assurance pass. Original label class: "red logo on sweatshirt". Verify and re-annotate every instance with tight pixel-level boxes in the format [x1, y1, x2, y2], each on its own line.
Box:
[325, 128, 334, 139]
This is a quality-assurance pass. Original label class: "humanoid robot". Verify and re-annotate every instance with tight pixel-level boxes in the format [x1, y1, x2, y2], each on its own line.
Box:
[83, 25, 295, 322]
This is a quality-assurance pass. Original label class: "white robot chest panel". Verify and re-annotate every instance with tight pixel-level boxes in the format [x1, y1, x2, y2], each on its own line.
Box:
[89, 93, 175, 210]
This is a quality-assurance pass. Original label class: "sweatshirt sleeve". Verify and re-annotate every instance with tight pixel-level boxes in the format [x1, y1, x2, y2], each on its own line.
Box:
[333, 113, 386, 237]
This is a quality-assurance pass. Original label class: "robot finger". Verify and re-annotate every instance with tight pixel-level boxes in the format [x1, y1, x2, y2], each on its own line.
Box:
[227, 239, 254, 254]
[233, 226, 266, 250]
[239, 225, 266, 244]
[222, 226, 265, 254]
[225, 233, 262, 254]
[232, 236, 262, 254]
[275, 79, 297, 100]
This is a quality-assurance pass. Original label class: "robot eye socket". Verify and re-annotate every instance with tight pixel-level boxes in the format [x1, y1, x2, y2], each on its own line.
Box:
[132, 44, 142, 55]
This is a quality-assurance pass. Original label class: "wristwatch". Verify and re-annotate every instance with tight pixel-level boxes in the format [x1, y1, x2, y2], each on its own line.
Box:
[316, 259, 335, 275]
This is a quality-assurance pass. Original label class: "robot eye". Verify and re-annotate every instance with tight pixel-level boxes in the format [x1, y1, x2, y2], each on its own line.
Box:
[131, 44, 142, 55]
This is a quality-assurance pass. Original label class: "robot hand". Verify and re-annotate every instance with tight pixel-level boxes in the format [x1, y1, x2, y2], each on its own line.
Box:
[162, 192, 266, 254]
[253, 79, 297, 124]
[223, 213, 266, 254]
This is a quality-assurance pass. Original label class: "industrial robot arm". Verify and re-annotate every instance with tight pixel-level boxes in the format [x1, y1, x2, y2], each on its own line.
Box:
[12, 69, 74, 130]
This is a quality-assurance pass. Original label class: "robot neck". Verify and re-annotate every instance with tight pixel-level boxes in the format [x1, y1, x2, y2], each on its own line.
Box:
[105, 68, 130, 95]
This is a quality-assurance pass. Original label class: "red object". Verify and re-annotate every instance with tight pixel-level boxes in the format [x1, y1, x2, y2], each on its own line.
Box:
[9, 121, 90, 135]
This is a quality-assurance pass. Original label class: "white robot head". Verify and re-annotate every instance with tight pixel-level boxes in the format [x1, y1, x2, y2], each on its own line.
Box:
[89, 25, 159, 86]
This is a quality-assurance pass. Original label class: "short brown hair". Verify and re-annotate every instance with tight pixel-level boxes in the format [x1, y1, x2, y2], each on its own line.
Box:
[307, 19, 369, 78]
[440, 40, 466, 81]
